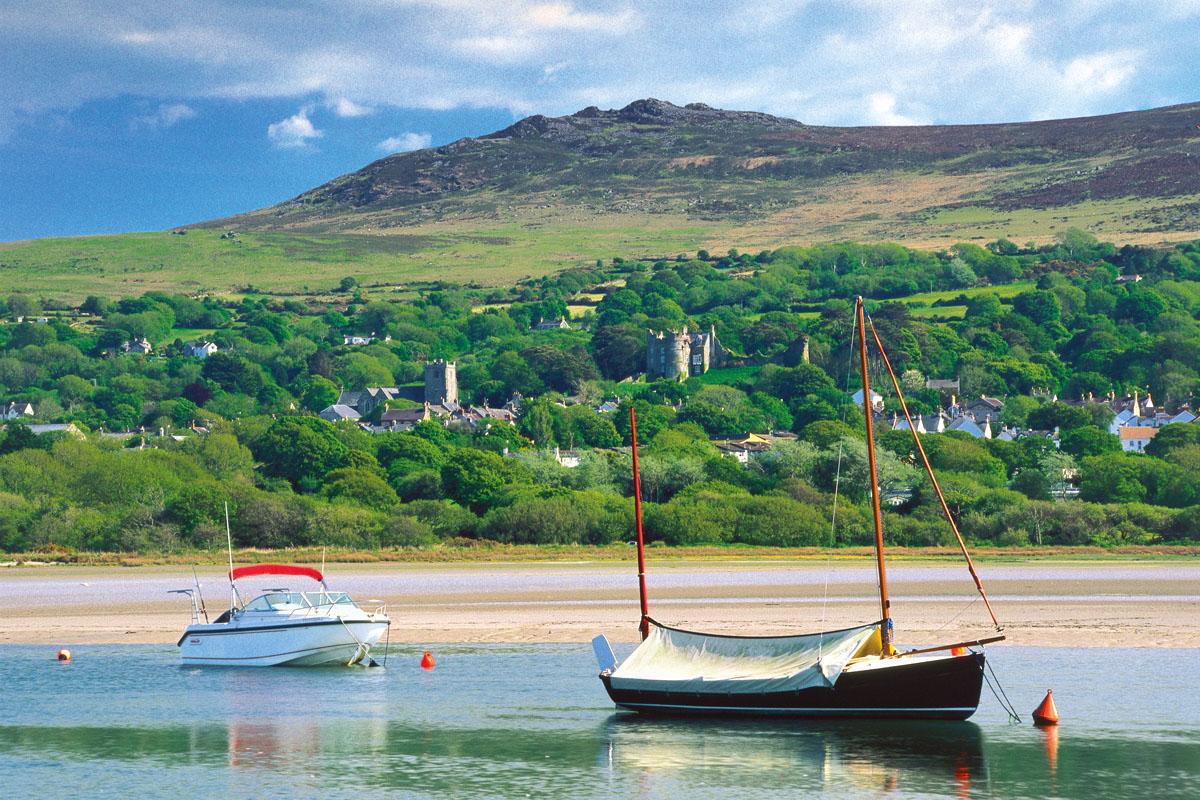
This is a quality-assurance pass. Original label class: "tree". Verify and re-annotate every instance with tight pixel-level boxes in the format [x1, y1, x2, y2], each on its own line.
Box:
[1012, 290, 1061, 325]
[202, 353, 265, 396]
[55, 375, 94, 409]
[1027, 402, 1093, 433]
[591, 324, 645, 380]
[440, 448, 528, 512]
[301, 376, 340, 411]
[254, 417, 349, 491]
[1115, 290, 1167, 327]
[473, 421, 531, 453]
[999, 395, 1039, 429]
[491, 351, 543, 397]
[333, 353, 393, 388]
[964, 293, 1003, 321]
[321, 468, 399, 510]
[947, 257, 976, 288]
[1078, 453, 1146, 504]
[614, 399, 673, 445]
[519, 400, 558, 448]
[565, 406, 621, 448]
[7, 293, 37, 318]
[1059, 426, 1120, 459]
[1037, 449, 1078, 499]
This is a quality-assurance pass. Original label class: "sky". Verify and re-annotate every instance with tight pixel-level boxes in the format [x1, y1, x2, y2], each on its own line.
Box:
[2, 0, 1199, 242]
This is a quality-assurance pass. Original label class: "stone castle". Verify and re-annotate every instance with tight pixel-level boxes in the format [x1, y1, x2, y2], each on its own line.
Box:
[646, 326, 727, 381]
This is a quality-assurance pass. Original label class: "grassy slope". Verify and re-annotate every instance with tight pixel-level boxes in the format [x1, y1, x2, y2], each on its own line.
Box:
[0, 217, 720, 301]
[4, 198, 1199, 302]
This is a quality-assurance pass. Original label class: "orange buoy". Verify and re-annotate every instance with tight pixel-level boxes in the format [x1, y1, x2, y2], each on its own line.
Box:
[420, 651, 435, 670]
[56, 649, 71, 662]
[1032, 689, 1059, 726]
[951, 646, 966, 656]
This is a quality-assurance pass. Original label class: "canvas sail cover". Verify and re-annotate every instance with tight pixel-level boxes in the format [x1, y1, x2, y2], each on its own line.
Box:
[608, 619, 880, 695]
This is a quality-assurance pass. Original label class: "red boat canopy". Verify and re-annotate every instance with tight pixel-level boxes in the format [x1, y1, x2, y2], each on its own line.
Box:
[228, 564, 325, 585]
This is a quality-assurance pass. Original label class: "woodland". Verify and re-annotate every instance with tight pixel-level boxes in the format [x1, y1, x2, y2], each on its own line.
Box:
[4, 228, 1200, 554]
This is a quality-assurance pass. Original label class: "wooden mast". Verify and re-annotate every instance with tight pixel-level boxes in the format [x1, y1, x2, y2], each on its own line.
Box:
[867, 318, 1004, 633]
[630, 406, 650, 640]
[856, 297, 893, 653]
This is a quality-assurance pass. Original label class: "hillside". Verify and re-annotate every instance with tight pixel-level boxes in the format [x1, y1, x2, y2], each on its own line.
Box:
[5, 98, 1200, 299]
[210, 98, 1200, 244]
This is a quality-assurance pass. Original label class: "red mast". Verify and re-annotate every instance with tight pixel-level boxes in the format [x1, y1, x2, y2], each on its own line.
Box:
[630, 406, 650, 640]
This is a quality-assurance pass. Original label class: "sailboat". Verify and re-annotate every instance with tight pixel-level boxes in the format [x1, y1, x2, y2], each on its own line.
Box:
[593, 297, 1005, 719]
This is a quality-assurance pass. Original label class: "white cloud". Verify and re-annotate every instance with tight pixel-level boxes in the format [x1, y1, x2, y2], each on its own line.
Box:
[523, 3, 637, 32]
[378, 132, 432, 153]
[1061, 52, 1137, 94]
[268, 107, 323, 149]
[2, 0, 1198, 144]
[864, 93, 922, 126]
[330, 97, 373, 117]
[132, 103, 197, 129]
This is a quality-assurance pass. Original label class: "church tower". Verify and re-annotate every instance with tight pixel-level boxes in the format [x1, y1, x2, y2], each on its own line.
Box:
[424, 359, 458, 405]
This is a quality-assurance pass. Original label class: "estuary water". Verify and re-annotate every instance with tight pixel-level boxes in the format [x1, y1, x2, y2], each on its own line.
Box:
[1, 644, 1197, 799]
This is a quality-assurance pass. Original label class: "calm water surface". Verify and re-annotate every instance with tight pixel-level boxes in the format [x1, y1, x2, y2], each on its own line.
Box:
[1, 644, 1197, 799]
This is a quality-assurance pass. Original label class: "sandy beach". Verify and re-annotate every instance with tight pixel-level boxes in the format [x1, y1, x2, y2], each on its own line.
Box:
[2, 559, 1198, 648]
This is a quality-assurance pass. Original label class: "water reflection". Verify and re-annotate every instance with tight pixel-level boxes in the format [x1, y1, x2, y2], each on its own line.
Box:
[600, 715, 988, 796]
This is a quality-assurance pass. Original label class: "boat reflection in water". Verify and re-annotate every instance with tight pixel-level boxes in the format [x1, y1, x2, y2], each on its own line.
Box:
[599, 716, 988, 797]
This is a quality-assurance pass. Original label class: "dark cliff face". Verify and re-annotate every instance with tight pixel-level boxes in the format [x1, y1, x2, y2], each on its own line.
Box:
[223, 97, 1200, 227]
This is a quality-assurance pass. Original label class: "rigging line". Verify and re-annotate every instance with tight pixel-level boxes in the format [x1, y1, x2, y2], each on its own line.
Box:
[821, 313, 861, 648]
[866, 316, 1003, 631]
[982, 657, 1023, 723]
[932, 594, 980, 635]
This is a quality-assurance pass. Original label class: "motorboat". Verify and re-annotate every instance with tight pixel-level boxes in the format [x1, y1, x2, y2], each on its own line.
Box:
[173, 564, 390, 666]
[592, 297, 1006, 719]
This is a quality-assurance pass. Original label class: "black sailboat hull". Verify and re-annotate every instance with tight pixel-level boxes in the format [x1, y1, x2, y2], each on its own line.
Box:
[600, 651, 985, 720]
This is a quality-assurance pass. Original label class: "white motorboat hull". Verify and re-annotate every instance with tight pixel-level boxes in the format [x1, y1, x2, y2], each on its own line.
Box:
[179, 617, 389, 666]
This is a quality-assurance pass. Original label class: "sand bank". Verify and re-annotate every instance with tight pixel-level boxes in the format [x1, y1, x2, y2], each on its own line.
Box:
[1, 559, 1198, 648]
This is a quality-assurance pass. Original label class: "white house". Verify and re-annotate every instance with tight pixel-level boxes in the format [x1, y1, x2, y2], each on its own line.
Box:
[850, 388, 884, 410]
[1119, 426, 1157, 453]
[532, 317, 571, 331]
[122, 337, 153, 355]
[2, 401, 35, 419]
[185, 341, 219, 358]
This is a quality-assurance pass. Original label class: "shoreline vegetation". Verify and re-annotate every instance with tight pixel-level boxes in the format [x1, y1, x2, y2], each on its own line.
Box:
[8, 234, 1200, 560]
[4, 543, 1198, 568]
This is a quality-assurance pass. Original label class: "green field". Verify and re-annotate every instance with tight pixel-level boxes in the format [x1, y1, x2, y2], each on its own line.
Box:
[0, 218, 723, 302]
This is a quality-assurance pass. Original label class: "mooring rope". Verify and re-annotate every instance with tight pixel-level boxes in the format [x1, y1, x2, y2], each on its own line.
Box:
[982, 655, 1023, 723]
[336, 615, 369, 666]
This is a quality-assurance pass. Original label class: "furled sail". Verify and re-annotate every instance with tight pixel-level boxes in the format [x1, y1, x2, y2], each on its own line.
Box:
[608, 619, 881, 695]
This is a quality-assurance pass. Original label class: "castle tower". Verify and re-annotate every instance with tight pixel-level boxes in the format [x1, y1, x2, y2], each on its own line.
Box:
[424, 359, 458, 405]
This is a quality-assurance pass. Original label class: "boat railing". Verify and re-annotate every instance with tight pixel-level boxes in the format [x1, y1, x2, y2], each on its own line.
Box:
[168, 589, 203, 625]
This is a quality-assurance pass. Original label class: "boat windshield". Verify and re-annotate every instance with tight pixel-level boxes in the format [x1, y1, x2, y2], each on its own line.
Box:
[301, 591, 358, 609]
[241, 591, 360, 612]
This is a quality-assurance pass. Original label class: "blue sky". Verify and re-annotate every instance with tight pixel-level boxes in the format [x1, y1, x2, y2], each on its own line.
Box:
[2, 0, 1199, 242]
